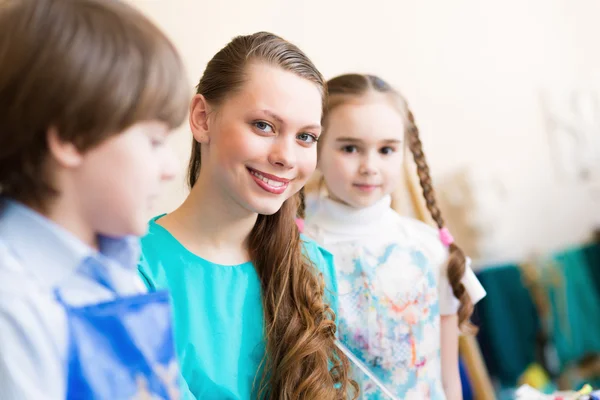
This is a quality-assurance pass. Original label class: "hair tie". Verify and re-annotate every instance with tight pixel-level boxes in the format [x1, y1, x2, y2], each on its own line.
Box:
[439, 227, 454, 247]
[295, 218, 305, 233]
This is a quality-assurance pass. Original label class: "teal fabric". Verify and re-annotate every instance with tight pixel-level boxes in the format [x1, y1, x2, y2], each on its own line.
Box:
[546, 246, 600, 368]
[138, 216, 339, 400]
[475, 244, 600, 391]
[582, 243, 600, 299]
[475, 265, 540, 387]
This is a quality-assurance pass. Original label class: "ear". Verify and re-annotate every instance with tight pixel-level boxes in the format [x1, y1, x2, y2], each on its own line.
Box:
[47, 127, 83, 168]
[189, 94, 211, 144]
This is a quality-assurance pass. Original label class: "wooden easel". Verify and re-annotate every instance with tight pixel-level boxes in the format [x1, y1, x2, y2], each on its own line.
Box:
[396, 160, 497, 400]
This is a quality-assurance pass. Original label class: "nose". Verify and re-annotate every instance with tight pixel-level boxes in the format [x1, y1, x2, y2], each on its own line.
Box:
[268, 135, 296, 169]
[358, 151, 379, 176]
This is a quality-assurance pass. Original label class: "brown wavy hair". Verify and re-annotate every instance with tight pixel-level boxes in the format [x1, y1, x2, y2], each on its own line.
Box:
[320, 73, 475, 333]
[188, 32, 357, 399]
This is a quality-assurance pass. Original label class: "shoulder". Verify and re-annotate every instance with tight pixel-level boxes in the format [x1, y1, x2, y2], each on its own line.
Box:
[0, 239, 67, 330]
[0, 242, 68, 398]
[300, 234, 334, 274]
[301, 233, 332, 256]
[396, 215, 448, 268]
[138, 217, 175, 290]
[0, 239, 41, 297]
[0, 299, 67, 399]
[0, 296, 67, 398]
[300, 234, 338, 311]
[139, 215, 172, 257]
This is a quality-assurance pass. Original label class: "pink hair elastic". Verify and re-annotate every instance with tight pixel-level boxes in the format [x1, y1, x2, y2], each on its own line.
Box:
[295, 218, 305, 233]
[439, 227, 454, 247]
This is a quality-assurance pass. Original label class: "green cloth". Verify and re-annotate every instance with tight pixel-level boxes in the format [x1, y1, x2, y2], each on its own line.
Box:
[545, 245, 600, 368]
[138, 216, 339, 400]
[476, 244, 600, 389]
[582, 243, 600, 298]
[475, 265, 540, 387]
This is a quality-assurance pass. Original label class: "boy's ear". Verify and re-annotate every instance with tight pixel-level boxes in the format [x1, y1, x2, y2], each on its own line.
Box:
[189, 94, 211, 145]
[46, 127, 84, 168]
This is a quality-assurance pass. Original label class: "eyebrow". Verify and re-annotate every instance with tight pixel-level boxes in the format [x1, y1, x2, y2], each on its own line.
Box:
[261, 109, 321, 131]
[335, 137, 402, 144]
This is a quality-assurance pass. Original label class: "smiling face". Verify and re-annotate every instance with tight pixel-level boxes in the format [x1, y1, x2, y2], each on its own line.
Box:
[318, 98, 406, 208]
[191, 62, 323, 216]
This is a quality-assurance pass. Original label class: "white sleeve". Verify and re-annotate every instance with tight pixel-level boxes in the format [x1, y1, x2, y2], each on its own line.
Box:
[0, 291, 67, 399]
[438, 256, 486, 316]
[462, 257, 486, 304]
[437, 263, 460, 316]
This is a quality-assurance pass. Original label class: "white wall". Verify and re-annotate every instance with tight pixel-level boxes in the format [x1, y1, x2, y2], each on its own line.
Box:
[130, 0, 600, 263]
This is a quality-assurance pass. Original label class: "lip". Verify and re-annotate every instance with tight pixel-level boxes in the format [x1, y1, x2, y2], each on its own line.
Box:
[247, 167, 291, 195]
[353, 183, 381, 193]
[247, 167, 291, 183]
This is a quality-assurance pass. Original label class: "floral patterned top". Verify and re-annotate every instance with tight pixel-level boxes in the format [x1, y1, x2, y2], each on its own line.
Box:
[305, 195, 486, 399]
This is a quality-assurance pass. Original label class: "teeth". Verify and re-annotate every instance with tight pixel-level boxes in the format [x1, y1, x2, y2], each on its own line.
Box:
[268, 179, 284, 187]
[251, 170, 285, 188]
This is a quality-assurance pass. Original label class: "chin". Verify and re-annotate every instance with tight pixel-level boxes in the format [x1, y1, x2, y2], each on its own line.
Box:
[246, 197, 287, 216]
[115, 216, 149, 238]
[131, 223, 150, 237]
[253, 204, 284, 216]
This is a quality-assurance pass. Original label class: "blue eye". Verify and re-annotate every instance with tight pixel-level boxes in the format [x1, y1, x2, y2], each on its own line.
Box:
[297, 133, 318, 144]
[341, 145, 358, 153]
[380, 146, 395, 155]
[254, 121, 274, 133]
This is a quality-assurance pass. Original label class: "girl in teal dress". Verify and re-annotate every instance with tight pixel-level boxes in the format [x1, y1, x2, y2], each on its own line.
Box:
[138, 32, 356, 400]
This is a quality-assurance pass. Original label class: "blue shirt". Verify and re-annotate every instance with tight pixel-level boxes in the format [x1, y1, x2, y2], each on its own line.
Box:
[0, 199, 146, 399]
[138, 216, 339, 400]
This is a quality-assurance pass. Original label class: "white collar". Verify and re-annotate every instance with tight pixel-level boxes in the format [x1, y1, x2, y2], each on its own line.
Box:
[0, 199, 140, 287]
[306, 195, 395, 234]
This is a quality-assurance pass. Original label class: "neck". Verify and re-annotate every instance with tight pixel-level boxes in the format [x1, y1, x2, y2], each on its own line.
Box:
[29, 193, 99, 250]
[308, 193, 394, 234]
[166, 171, 257, 263]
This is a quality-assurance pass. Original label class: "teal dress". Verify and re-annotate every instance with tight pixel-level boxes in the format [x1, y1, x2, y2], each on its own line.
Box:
[138, 216, 339, 400]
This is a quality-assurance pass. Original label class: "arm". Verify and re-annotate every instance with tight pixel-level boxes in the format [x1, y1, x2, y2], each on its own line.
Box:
[441, 313, 462, 400]
[0, 296, 67, 399]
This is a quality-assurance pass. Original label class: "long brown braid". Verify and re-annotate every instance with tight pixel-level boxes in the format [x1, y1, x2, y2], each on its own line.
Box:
[405, 110, 475, 333]
[323, 74, 475, 332]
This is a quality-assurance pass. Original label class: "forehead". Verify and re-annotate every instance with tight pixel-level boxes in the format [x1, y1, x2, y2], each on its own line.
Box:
[224, 62, 323, 128]
[326, 100, 406, 142]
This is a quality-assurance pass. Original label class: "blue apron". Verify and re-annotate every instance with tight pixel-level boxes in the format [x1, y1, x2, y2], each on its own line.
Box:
[56, 260, 180, 400]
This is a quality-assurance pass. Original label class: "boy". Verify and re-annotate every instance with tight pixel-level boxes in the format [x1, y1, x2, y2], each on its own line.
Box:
[0, 0, 191, 398]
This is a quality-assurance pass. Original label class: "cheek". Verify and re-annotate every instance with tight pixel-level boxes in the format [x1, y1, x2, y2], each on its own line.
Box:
[297, 147, 318, 180]
[387, 153, 404, 171]
[324, 153, 355, 181]
[216, 126, 263, 164]
[125, 145, 155, 178]
[109, 147, 160, 204]
[381, 156, 404, 187]
[79, 137, 157, 232]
